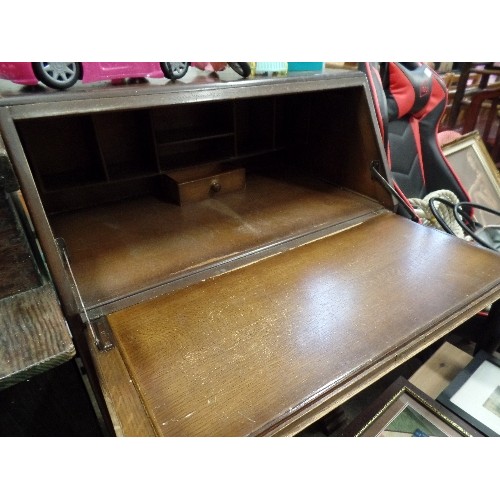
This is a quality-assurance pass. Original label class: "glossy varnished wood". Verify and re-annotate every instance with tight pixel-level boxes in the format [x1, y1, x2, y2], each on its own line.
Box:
[105, 213, 500, 436]
[0, 70, 393, 321]
[3, 71, 499, 438]
[50, 173, 382, 312]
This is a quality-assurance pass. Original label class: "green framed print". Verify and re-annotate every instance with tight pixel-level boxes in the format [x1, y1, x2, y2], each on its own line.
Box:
[342, 376, 483, 437]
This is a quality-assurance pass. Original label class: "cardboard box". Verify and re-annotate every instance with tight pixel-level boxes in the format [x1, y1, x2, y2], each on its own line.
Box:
[409, 342, 473, 398]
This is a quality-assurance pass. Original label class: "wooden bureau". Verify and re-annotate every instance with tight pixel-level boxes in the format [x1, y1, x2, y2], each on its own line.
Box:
[1, 69, 499, 435]
[0, 134, 74, 390]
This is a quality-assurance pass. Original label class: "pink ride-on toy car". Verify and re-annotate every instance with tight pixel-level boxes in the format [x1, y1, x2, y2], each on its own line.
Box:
[0, 62, 251, 90]
[0, 62, 190, 90]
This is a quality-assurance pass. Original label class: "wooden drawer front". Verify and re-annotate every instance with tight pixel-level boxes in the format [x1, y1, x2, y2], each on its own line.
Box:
[164, 164, 245, 205]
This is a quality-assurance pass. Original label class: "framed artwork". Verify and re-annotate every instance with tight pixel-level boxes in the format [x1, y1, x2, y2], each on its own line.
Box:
[342, 376, 483, 437]
[437, 350, 500, 437]
[441, 130, 500, 228]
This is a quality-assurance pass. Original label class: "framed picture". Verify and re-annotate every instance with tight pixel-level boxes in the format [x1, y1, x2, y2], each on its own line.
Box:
[441, 130, 500, 228]
[342, 376, 483, 437]
[437, 350, 500, 437]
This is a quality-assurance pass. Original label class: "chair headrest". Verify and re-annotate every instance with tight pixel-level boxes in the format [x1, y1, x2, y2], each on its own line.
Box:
[384, 63, 434, 121]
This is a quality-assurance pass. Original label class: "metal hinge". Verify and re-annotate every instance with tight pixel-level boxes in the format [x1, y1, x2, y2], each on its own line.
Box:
[89, 316, 115, 351]
[56, 237, 114, 351]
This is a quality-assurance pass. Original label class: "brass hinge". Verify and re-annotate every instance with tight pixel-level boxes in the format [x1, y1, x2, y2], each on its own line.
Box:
[56, 237, 114, 351]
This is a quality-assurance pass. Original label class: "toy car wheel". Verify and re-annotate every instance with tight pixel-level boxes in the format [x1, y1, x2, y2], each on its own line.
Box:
[32, 62, 80, 90]
[228, 62, 251, 78]
[160, 62, 189, 80]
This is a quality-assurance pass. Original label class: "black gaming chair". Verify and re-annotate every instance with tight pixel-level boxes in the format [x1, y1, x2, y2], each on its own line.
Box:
[359, 62, 473, 220]
[360, 62, 500, 353]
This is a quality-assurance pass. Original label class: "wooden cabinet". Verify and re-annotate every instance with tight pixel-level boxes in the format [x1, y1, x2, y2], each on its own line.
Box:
[1, 70, 499, 436]
[0, 134, 74, 390]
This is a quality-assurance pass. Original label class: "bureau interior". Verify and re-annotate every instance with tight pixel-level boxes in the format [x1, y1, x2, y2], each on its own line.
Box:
[14, 86, 392, 313]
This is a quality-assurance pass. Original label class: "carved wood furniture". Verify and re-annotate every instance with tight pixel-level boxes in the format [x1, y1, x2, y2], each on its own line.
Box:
[444, 62, 500, 130]
[0, 135, 74, 390]
[1, 69, 499, 436]
[461, 87, 500, 163]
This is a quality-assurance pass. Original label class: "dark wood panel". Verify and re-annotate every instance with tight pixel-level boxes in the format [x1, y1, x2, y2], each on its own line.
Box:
[0, 180, 74, 389]
[0, 284, 75, 389]
[0, 192, 40, 299]
[106, 213, 500, 436]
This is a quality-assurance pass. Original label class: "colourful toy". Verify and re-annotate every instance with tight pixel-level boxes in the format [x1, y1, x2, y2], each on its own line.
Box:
[190, 62, 251, 78]
[0, 62, 251, 90]
[251, 62, 288, 76]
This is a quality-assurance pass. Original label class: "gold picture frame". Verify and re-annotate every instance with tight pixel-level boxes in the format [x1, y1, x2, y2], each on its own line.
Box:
[441, 130, 500, 228]
[342, 376, 484, 437]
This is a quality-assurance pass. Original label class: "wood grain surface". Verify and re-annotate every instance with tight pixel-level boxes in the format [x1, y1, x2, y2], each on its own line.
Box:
[0, 283, 75, 389]
[0, 190, 74, 389]
[84, 325, 156, 436]
[105, 213, 500, 436]
[50, 172, 382, 311]
[0, 192, 40, 299]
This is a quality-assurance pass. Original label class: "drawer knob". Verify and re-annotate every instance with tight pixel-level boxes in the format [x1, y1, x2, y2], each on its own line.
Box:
[210, 180, 221, 193]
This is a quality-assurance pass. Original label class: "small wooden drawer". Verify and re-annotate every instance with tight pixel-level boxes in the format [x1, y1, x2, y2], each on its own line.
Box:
[163, 163, 246, 205]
